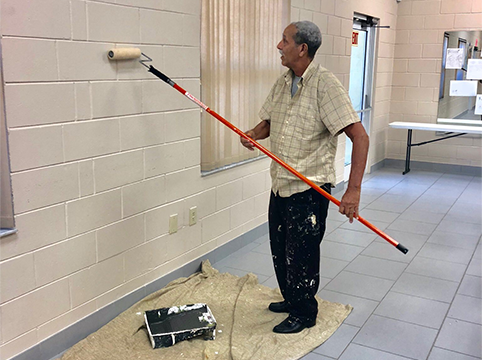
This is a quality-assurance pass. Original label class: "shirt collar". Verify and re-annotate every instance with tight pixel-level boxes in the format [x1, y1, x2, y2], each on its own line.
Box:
[283, 60, 317, 85]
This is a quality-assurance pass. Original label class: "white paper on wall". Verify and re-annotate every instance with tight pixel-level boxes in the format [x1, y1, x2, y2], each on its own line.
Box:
[446, 48, 464, 69]
[475, 95, 482, 115]
[467, 59, 482, 79]
[449, 80, 478, 96]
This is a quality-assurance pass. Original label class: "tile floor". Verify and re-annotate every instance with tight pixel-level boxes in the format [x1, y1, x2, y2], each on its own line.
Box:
[213, 167, 482, 360]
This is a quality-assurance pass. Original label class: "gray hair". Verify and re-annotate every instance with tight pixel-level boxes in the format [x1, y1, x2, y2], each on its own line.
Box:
[291, 21, 322, 58]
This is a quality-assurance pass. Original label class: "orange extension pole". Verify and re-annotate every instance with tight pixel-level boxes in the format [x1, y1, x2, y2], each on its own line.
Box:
[147, 65, 408, 254]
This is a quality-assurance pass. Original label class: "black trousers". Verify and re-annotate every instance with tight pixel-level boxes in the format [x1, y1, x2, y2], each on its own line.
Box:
[268, 185, 330, 322]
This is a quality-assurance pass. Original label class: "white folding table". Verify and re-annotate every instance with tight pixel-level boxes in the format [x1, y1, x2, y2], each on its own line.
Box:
[389, 121, 482, 174]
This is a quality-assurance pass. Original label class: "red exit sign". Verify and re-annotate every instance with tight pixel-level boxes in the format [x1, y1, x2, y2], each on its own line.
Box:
[352, 31, 359, 46]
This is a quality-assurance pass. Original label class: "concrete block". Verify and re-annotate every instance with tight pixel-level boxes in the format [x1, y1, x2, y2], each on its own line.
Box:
[2, 38, 58, 82]
[1, 0, 70, 38]
[5, 83, 75, 127]
[11, 164, 79, 213]
[63, 119, 120, 161]
[34, 232, 96, 286]
[66, 189, 122, 237]
[94, 150, 144, 192]
[8, 126, 63, 172]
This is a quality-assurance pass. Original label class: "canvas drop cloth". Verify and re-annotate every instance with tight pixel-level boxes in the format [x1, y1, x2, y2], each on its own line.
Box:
[61, 261, 352, 360]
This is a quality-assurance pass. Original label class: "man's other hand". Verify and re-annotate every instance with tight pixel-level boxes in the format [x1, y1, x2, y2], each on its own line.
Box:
[240, 130, 256, 151]
[339, 187, 361, 223]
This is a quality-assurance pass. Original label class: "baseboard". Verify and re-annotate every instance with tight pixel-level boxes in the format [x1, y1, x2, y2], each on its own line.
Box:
[9, 223, 269, 360]
[384, 159, 482, 177]
[370, 159, 386, 173]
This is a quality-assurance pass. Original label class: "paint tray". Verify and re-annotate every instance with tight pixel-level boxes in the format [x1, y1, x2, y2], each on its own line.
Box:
[144, 303, 216, 348]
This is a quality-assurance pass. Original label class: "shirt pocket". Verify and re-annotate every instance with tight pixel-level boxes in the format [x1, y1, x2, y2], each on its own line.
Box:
[292, 105, 323, 141]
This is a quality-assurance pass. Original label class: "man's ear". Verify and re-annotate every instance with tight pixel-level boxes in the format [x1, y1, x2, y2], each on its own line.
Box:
[299, 43, 308, 57]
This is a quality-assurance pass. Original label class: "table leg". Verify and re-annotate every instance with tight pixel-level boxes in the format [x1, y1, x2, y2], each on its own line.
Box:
[403, 129, 412, 175]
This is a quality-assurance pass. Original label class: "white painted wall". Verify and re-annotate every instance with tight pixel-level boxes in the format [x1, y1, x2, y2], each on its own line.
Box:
[0, 1, 270, 358]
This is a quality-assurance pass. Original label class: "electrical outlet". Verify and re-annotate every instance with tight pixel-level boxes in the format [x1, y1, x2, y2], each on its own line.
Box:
[189, 206, 197, 226]
[169, 214, 178, 234]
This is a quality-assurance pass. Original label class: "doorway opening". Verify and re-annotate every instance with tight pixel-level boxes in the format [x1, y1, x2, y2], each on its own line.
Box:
[345, 13, 377, 181]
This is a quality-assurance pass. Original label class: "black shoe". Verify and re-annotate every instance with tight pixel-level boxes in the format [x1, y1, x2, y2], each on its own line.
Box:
[268, 301, 290, 313]
[273, 315, 316, 334]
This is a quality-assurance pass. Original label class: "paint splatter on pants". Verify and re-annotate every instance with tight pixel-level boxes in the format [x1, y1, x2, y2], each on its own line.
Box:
[268, 186, 330, 322]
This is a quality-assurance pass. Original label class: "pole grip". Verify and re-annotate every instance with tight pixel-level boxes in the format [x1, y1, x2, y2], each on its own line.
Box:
[148, 66, 175, 86]
[396, 243, 409, 254]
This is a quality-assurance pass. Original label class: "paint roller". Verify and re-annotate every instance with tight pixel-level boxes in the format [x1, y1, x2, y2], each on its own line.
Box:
[108, 47, 409, 255]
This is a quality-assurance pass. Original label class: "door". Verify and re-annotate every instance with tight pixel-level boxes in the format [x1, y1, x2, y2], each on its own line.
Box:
[344, 14, 377, 181]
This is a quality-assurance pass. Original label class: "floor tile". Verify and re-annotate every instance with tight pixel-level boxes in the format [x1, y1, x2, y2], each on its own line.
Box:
[474, 241, 482, 259]
[325, 219, 344, 234]
[317, 290, 379, 328]
[424, 187, 464, 199]
[467, 257, 482, 277]
[417, 242, 474, 265]
[324, 271, 394, 301]
[320, 241, 364, 262]
[428, 347, 481, 360]
[359, 193, 383, 205]
[357, 209, 400, 223]
[353, 315, 438, 360]
[214, 265, 269, 283]
[417, 193, 458, 205]
[386, 183, 429, 197]
[344, 255, 407, 281]
[374, 291, 449, 329]
[339, 219, 389, 234]
[327, 209, 349, 223]
[405, 256, 467, 282]
[402, 171, 442, 184]
[388, 218, 437, 236]
[374, 229, 429, 252]
[445, 202, 482, 225]
[251, 241, 271, 255]
[377, 193, 419, 205]
[436, 219, 482, 237]
[300, 352, 335, 360]
[435, 318, 482, 358]
[339, 343, 415, 360]
[407, 200, 452, 214]
[427, 231, 480, 251]
[311, 323, 360, 358]
[362, 179, 400, 191]
[261, 275, 279, 289]
[457, 275, 482, 298]
[458, 191, 482, 206]
[362, 242, 415, 264]
[366, 200, 411, 213]
[217, 251, 275, 277]
[391, 273, 458, 303]
[443, 213, 482, 226]
[436, 173, 473, 184]
[325, 228, 377, 247]
[319, 257, 349, 279]
[318, 277, 332, 290]
[398, 209, 445, 225]
[447, 294, 482, 325]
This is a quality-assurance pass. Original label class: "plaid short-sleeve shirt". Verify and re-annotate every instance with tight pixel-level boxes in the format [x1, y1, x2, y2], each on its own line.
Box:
[259, 61, 360, 197]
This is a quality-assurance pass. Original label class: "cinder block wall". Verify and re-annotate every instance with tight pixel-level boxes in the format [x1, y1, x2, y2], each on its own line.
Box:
[0, 1, 271, 358]
[292, 0, 400, 183]
[388, 0, 482, 167]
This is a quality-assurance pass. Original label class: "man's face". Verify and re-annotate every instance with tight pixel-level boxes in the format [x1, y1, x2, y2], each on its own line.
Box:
[277, 24, 302, 69]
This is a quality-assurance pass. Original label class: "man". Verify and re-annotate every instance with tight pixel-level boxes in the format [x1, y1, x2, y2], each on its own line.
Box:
[240, 21, 369, 334]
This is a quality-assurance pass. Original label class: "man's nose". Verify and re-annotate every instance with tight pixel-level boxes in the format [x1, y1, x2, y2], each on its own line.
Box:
[277, 41, 282, 50]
